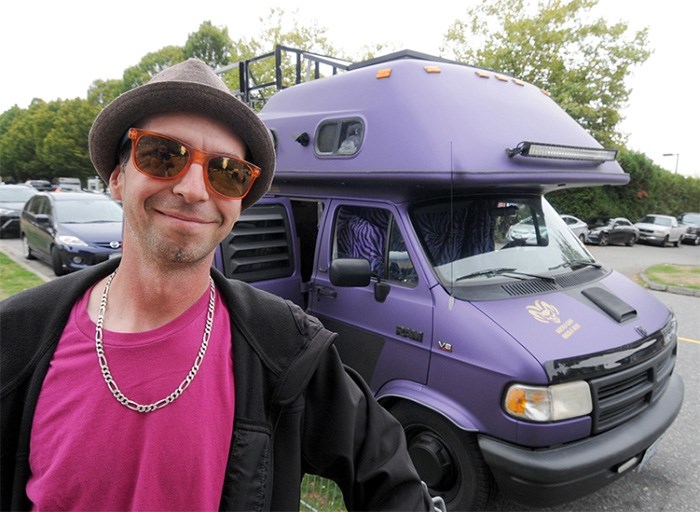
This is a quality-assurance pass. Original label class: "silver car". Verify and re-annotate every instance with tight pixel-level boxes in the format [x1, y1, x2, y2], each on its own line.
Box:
[560, 214, 589, 242]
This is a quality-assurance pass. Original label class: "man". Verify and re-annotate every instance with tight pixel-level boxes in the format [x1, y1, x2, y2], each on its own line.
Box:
[0, 59, 435, 511]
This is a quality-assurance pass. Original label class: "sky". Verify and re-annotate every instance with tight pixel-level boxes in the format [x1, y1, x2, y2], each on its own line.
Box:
[2, 0, 697, 178]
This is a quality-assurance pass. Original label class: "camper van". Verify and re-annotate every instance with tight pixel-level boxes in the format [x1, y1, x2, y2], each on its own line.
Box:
[214, 48, 683, 510]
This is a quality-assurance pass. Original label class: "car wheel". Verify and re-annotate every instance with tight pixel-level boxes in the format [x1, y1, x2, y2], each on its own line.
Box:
[390, 401, 495, 511]
[21, 234, 36, 260]
[51, 246, 67, 276]
[626, 235, 635, 247]
[599, 233, 608, 246]
[673, 239, 679, 247]
[694, 237, 700, 246]
[579, 233, 586, 243]
[661, 235, 669, 247]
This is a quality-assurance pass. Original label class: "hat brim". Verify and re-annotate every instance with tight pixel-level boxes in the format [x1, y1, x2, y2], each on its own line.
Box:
[89, 80, 275, 210]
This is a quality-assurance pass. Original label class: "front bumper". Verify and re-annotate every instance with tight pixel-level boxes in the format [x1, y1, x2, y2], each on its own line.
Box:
[0, 215, 20, 236]
[478, 373, 684, 507]
[680, 231, 699, 243]
[638, 233, 667, 244]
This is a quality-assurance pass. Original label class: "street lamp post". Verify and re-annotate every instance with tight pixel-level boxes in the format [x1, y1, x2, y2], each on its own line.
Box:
[663, 153, 679, 174]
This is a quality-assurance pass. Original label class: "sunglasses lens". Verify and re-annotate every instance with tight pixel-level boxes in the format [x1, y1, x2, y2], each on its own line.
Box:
[134, 135, 189, 178]
[208, 158, 258, 198]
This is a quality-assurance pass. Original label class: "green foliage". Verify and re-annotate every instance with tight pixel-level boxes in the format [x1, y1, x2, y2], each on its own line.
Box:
[87, 78, 128, 107]
[184, 21, 233, 67]
[218, 8, 341, 109]
[442, 0, 651, 148]
[0, 98, 101, 183]
[122, 46, 188, 90]
[548, 150, 700, 221]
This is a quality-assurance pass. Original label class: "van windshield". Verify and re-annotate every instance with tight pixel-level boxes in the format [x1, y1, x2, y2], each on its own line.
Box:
[411, 196, 595, 290]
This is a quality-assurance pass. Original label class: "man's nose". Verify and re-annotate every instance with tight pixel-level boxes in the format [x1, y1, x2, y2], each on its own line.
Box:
[172, 156, 209, 202]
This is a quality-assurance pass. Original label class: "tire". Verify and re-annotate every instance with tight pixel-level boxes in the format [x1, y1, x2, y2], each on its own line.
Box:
[599, 233, 608, 246]
[21, 234, 36, 260]
[579, 234, 586, 243]
[626, 235, 635, 247]
[694, 237, 700, 246]
[661, 235, 669, 247]
[389, 401, 495, 511]
[51, 246, 67, 276]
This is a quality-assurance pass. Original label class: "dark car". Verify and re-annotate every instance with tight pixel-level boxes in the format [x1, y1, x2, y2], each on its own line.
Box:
[678, 212, 700, 246]
[585, 216, 639, 246]
[20, 191, 123, 276]
[0, 184, 38, 238]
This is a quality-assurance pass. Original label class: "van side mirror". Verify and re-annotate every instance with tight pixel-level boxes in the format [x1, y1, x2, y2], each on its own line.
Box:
[330, 258, 371, 287]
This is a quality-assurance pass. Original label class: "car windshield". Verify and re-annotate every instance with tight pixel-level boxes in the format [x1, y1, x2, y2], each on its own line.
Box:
[680, 213, 700, 225]
[640, 215, 671, 226]
[410, 195, 594, 296]
[55, 198, 123, 223]
[0, 187, 37, 202]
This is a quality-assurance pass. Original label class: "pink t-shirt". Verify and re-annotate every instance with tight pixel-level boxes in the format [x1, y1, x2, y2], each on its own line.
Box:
[27, 283, 234, 511]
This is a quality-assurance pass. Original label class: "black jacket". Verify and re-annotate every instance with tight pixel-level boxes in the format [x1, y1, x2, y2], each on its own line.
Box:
[1, 259, 432, 511]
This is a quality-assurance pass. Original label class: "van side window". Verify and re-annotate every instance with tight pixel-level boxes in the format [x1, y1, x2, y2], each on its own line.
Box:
[333, 205, 417, 286]
[316, 118, 364, 156]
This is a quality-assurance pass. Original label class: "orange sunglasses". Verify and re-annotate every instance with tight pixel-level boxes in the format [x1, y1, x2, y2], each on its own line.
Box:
[126, 128, 261, 200]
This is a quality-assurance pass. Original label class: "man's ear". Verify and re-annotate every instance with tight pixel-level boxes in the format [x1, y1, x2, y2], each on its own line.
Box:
[109, 166, 123, 200]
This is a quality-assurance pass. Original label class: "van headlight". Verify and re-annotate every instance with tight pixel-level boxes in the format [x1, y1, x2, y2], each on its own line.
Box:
[504, 381, 592, 421]
[660, 315, 677, 346]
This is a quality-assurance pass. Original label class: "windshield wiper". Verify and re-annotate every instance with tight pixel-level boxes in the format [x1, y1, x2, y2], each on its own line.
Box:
[456, 267, 555, 283]
[548, 259, 602, 271]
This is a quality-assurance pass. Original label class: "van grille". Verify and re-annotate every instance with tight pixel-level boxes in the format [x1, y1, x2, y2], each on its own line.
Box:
[220, 204, 294, 281]
[588, 337, 676, 434]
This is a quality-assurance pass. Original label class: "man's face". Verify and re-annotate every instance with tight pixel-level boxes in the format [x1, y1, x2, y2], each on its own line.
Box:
[110, 112, 246, 266]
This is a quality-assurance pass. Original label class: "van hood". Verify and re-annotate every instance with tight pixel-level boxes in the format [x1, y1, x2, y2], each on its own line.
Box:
[471, 270, 671, 365]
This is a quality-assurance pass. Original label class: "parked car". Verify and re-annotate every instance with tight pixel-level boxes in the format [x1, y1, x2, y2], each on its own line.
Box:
[634, 214, 685, 247]
[560, 214, 589, 242]
[0, 184, 38, 238]
[585, 216, 639, 246]
[677, 212, 700, 246]
[504, 214, 547, 244]
[20, 191, 123, 276]
[24, 179, 54, 191]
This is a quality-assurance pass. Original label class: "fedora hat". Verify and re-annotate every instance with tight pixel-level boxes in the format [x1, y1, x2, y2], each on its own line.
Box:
[88, 58, 275, 210]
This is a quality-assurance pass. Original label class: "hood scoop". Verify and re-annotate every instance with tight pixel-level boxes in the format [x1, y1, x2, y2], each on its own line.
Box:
[582, 287, 637, 323]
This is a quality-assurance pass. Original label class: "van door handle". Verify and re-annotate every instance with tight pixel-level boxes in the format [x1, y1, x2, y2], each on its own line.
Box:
[315, 286, 337, 299]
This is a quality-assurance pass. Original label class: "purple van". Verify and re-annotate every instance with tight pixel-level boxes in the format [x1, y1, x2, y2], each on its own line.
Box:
[214, 48, 683, 510]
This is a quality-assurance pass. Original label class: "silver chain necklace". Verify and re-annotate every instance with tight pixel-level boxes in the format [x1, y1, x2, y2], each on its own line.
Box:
[95, 270, 215, 413]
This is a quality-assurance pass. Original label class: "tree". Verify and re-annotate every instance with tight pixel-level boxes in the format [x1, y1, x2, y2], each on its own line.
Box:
[87, 78, 128, 107]
[218, 7, 342, 108]
[40, 99, 101, 182]
[184, 21, 233, 68]
[122, 46, 187, 90]
[442, 0, 651, 148]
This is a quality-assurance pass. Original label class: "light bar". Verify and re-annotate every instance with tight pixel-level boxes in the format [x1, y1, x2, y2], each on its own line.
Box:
[506, 141, 618, 162]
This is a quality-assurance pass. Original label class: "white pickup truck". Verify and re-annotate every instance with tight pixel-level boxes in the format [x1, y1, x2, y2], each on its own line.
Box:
[634, 214, 687, 247]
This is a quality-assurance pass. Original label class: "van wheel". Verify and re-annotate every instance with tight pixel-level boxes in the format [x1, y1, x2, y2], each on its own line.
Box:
[389, 401, 495, 511]
[21, 234, 35, 260]
[51, 247, 67, 276]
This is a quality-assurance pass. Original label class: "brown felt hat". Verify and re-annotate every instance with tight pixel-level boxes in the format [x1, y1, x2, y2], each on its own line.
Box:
[88, 58, 275, 210]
